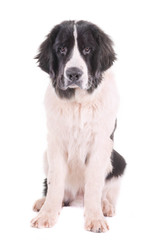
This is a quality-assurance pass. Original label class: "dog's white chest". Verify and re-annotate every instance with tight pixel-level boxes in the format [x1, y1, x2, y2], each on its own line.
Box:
[57, 103, 96, 196]
[63, 103, 95, 161]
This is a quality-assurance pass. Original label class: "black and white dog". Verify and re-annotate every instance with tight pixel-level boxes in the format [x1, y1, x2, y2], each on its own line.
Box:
[31, 20, 126, 233]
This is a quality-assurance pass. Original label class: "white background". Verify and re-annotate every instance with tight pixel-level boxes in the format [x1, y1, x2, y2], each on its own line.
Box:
[0, 0, 160, 239]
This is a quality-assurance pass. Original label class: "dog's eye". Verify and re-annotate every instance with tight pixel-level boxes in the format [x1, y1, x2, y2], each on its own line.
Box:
[83, 47, 91, 55]
[58, 47, 67, 55]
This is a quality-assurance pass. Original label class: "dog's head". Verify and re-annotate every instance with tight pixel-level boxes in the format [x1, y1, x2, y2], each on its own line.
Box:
[36, 20, 116, 99]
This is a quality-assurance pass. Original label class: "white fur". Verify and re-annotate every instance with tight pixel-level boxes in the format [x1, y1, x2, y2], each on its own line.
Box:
[31, 69, 120, 231]
[102, 177, 121, 217]
[64, 24, 88, 89]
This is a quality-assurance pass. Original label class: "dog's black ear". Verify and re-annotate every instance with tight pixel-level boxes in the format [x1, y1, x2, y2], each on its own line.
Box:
[35, 25, 60, 75]
[97, 29, 116, 71]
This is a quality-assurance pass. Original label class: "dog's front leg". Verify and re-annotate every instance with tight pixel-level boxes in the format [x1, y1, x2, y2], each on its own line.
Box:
[84, 138, 113, 233]
[31, 147, 66, 228]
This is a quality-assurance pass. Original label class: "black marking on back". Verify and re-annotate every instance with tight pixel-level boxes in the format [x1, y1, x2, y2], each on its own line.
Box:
[106, 149, 126, 180]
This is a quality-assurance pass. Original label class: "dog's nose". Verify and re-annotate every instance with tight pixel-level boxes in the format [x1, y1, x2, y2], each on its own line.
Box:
[66, 67, 83, 82]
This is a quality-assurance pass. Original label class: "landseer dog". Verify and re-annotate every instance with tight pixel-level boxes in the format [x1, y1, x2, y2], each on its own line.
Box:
[31, 20, 126, 233]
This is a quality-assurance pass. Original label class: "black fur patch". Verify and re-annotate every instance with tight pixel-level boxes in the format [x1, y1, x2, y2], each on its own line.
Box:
[110, 119, 117, 141]
[76, 21, 116, 94]
[106, 150, 126, 180]
[35, 21, 76, 99]
[108, 120, 126, 179]
[43, 178, 48, 196]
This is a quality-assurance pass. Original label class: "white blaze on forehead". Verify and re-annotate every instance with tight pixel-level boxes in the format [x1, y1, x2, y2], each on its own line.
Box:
[64, 24, 88, 89]
[66, 24, 84, 69]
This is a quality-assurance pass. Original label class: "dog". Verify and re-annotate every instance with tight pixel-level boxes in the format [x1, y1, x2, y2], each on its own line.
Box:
[31, 20, 126, 233]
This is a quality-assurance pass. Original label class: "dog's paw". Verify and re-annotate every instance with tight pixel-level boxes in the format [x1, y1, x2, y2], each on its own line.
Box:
[33, 198, 46, 212]
[102, 200, 115, 217]
[85, 215, 109, 233]
[31, 212, 57, 228]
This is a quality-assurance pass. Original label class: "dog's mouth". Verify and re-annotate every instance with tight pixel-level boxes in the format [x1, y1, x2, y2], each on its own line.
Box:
[67, 80, 83, 89]
[58, 76, 84, 90]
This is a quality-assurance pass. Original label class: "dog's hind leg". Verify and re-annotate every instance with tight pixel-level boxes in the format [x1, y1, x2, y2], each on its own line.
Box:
[102, 150, 126, 217]
[33, 197, 46, 212]
[102, 177, 121, 217]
